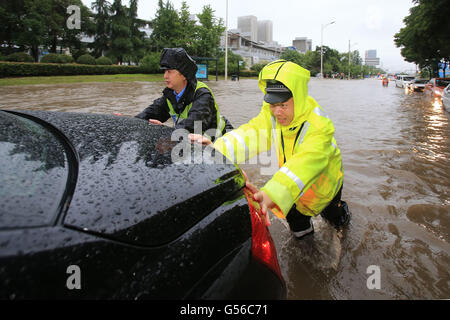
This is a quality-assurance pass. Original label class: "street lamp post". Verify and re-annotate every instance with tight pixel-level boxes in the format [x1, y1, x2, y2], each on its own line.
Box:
[348, 40, 358, 80]
[225, 0, 228, 81]
[321, 21, 335, 79]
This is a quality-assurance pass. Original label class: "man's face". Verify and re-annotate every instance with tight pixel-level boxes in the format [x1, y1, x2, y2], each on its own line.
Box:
[270, 98, 295, 126]
[164, 69, 187, 92]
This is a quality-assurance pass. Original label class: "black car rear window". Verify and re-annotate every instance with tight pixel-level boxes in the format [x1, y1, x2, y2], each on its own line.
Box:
[0, 111, 69, 229]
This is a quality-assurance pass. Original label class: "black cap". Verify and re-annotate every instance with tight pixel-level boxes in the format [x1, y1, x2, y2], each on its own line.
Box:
[264, 81, 293, 104]
[160, 48, 197, 81]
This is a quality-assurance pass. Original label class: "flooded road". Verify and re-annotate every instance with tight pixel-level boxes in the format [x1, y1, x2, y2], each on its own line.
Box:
[1, 78, 449, 299]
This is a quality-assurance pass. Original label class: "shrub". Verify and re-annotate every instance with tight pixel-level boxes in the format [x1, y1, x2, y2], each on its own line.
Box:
[250, 63, 267, 74]
[40, 53, 74, 64]
[0, 61, 150, 77]
[95, 56, 112, 65]
[76, 54, 96, 65]
[139, 52, 161, 73]
[4, 52, 34, 63]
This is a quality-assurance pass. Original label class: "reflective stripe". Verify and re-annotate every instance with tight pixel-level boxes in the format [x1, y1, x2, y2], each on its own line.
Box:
[331, 141, 337, 150]
[296, 121, 310, 146]
[270, 116, 280, 162]
[217, 115, 225, 137]
[334, 177, 342, 195]
[222, 136, 236, 163]
[229, 131, 249, 160]
[313, 107, 329, 119]
[280, 166, 305, 194]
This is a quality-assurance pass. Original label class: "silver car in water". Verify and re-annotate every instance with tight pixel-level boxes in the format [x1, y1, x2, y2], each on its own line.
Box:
[442, 84, 450, 112]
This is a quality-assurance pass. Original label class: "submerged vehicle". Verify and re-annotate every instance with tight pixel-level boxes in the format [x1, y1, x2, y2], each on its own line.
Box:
[0, 110, 286, 299]
[407, 79, 428, 92]
[395, 75, 415, 88]
[424, 78, 450, 102]
[442, 84, 450, 112]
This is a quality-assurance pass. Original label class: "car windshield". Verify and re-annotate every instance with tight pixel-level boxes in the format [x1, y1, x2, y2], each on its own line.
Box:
[0, 111, 70, 229]
[414, 79, 428, 84]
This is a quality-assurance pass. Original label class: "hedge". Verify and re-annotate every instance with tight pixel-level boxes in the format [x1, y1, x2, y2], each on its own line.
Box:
[40, 53, 74, 64]
[2, 52, 34, 63]
[76, 54, 96, 65]
[0, 62, 151, 77]
[95, 56, 113, 65]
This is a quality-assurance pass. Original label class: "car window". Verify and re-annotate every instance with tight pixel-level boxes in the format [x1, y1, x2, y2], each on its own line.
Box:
[436, 80, 450, 87]
[415, 80, 428, 84]
[0, 111, 70, 229]
[404, 77, 415, 81]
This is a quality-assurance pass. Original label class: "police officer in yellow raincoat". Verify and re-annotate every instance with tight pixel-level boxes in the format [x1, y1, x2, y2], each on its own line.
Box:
[191, 60, 351, 239]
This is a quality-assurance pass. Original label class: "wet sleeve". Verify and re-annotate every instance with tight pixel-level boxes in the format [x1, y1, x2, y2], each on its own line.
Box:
[135, 96, 171, 122]
[261, 120, 335, 217]
[174, 88, 216, 134]
[213, 109, 272, 164]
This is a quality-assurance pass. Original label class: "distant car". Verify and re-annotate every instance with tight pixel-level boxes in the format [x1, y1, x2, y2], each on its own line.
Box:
[395, 75, 415, 88]
[442, 84, 450, 112]
[0, 110, 286, 299]
[424, 78, 450, 102]
[407, 79, 428, 92]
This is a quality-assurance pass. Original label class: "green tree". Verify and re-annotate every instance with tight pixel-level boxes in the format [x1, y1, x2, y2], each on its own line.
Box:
[394, 0, 450, 77]
[212, 49, 244, 74]
[110, 0, 132, 64]
[150, 0, 181, 52]
[91, 0, 112, 57]
[0, 1, 27, 55]
[17, 0, 51, 61]
[129, 0, 147, 64]
[280, 49, 305, 66]
[177, 1, 196, 51]
[303, 49, 321, 75]
[193, 5, 225, 57]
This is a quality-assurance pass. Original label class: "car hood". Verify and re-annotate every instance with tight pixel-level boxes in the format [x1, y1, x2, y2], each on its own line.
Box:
[13, 110, 244, 247]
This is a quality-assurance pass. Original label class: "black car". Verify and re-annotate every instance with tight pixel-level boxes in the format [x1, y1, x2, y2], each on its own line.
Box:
[0, 110, 286, 300]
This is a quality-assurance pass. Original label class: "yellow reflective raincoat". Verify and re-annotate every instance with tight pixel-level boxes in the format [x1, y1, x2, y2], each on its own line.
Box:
[214, 60, 343, 218]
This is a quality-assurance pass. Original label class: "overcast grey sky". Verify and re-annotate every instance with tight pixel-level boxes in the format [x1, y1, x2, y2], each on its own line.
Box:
[82, 0, 417, 73]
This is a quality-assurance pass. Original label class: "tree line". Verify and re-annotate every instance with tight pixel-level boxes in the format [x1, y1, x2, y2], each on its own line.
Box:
[0, 0, 225, 65]
[394, 0, 449, 77]
[271, 46, 384, 79]
[1, 0, 385, 77]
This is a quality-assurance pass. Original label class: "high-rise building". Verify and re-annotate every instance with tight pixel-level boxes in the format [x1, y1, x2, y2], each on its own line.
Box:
[257, 20, 273, 43]
[365, 50, 380, 66]
[238, 15, 258, 42]
[292, 37, 312, 53]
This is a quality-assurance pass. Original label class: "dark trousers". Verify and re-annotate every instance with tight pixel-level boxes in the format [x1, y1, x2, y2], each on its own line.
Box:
[286, 186, 346, 231]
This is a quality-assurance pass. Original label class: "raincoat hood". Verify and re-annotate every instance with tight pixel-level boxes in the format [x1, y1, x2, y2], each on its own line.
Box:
[258, 60, 312, 132]
[160, 48, 198, 84]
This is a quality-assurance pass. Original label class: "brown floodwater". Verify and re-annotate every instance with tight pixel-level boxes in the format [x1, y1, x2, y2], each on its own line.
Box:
[0, 78, 448, 299]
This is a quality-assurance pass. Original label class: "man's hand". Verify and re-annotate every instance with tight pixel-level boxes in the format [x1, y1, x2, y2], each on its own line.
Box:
[253, 190, 277, 218]
[149, 119, 163, 125]
[243, 174, 275, 226]
[189, 134, 212, 145]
